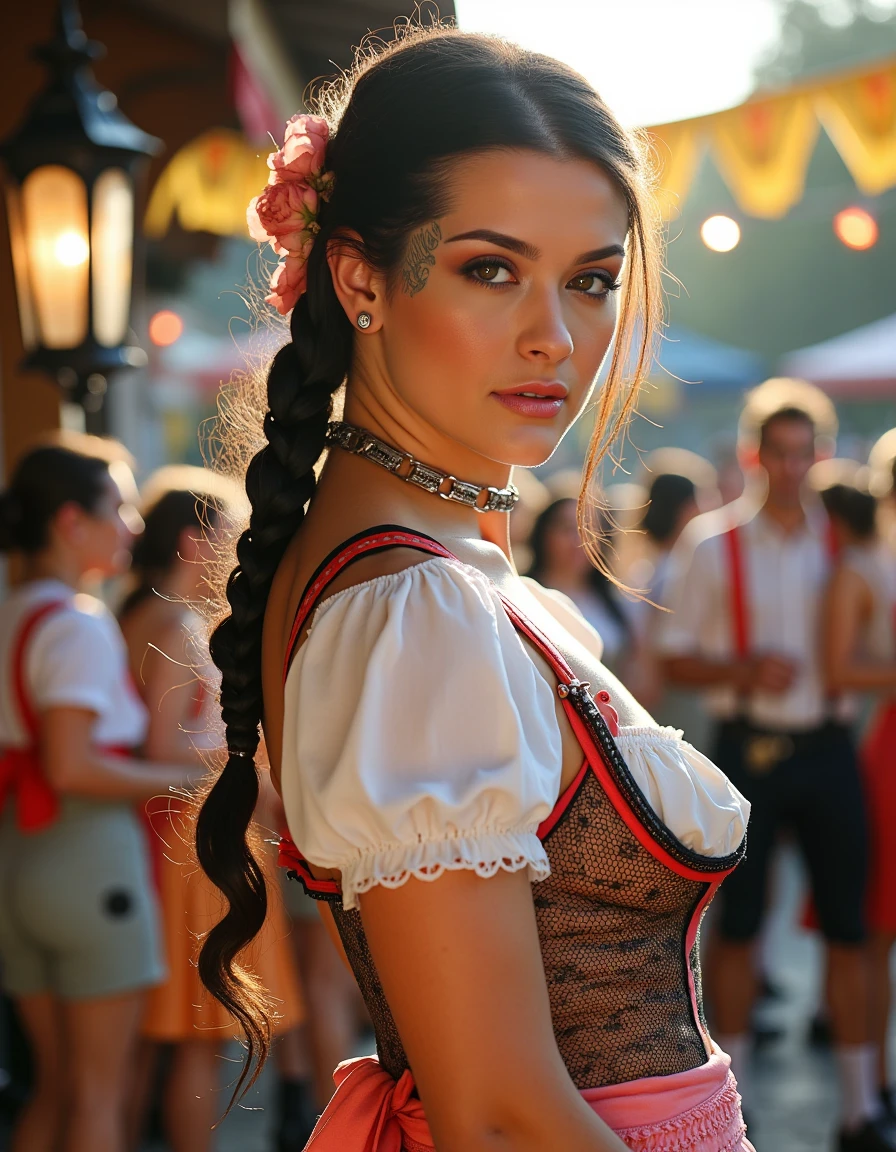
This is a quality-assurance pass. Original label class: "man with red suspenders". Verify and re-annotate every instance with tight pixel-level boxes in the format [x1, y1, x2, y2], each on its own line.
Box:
[659, 388, 887, 1151]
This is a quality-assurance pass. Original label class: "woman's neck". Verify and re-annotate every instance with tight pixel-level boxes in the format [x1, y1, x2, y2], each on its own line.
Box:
[24, 548, 84, 590]
[341, 393, 514, 495]
[150, 561, 205, 605]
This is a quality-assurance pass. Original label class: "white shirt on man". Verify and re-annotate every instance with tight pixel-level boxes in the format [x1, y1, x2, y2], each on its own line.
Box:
[658, 496, 850, 732]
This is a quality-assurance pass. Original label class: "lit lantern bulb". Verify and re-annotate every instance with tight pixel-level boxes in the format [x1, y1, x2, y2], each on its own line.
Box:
[148, 309, 184, 347]
[700, 215, 741, 252]
[54, 230, 89, 267]
[833, 207, 878, 251]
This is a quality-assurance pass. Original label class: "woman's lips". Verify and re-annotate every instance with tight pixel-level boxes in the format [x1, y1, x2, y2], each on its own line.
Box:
[491, 384, 567, 419]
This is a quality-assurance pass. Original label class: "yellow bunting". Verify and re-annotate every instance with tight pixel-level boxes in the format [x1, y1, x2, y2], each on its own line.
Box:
[142, 56, 896, 240]
[816, 64, 896, 195]
[645, 120, 705, 221]
[144, 129, 268, 238]
[709, 93, 820, 218]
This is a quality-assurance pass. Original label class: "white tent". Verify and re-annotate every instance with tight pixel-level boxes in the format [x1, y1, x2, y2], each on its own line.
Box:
[780, 313, 896, 398]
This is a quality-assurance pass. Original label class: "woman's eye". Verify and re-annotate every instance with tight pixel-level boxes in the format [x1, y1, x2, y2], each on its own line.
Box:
[569, 272, 619, 297]
[470, 261, 514, 284]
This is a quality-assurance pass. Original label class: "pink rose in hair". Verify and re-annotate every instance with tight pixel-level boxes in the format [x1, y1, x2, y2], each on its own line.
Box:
[247, 181, 319, 258]
[268, 113, 329, 182]
[266, 256, 307, 315]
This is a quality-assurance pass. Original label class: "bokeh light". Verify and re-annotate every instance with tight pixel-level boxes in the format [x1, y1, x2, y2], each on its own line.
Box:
[700, 215, 741, 253]
[833, 206, 878, 251]
[148, 309, 184, 347]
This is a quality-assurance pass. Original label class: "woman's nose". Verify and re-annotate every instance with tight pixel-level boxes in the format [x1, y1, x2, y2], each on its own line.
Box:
[518, 291, 574, 363]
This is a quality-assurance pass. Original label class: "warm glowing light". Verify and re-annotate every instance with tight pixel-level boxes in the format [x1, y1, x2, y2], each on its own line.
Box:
[54, 230, 89, 267]
[148, 309, 183, 347]
[833, 206, 878, 251]
[700, 215, 741, 252]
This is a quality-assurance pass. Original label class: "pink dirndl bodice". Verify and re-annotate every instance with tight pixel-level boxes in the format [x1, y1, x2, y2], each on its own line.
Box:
[279, 527, 753, 1152]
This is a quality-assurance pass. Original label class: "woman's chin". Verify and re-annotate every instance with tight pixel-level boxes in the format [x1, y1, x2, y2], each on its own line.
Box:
[499, 429, 568, 471]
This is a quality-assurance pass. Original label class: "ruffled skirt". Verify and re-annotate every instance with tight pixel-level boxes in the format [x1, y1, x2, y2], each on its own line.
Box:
[303, 1047, 753, 1152]
[141, 800, 304, 1041]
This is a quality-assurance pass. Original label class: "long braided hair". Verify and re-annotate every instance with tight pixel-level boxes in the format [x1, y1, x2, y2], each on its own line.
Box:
[197, 23, 664, 1099]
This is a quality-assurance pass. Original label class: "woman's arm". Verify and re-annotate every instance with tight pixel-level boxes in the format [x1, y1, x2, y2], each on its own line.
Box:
[40, 706, 195, 799]
[823, 565, 896, 694]
[360, 869, 629, 1152]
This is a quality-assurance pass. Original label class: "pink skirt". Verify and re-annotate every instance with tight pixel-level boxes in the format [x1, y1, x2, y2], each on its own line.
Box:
[304, 1047, 754, 1152]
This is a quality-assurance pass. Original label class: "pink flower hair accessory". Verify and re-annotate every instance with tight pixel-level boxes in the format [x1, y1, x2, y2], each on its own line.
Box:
[247, 113, 335, 316]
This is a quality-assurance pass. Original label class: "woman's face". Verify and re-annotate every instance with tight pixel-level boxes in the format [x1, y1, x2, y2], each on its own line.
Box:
[352, 149, 629, 472]
[76, 466, 143, 578]
[542, 499, 591, 578]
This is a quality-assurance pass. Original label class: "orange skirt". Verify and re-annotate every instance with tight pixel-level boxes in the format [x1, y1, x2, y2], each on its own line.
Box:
[141, 799, 304, 1042]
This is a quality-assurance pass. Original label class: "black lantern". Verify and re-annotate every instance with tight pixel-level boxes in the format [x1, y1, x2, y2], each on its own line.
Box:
[0, 0, 161, 430]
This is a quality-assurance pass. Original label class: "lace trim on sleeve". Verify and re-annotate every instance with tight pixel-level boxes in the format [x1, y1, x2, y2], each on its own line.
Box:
[338, 824, 550, 911]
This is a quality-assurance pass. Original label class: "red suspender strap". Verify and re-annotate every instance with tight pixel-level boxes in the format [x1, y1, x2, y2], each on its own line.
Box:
[724, 526, 749, 661]
[0, 600, 67, 831]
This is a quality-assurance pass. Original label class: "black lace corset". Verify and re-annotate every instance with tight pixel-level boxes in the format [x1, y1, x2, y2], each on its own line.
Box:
[299, 682, 743, 1090]
[283, 528, 744, 1091]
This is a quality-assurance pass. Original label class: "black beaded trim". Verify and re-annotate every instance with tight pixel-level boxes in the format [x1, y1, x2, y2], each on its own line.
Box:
[286, 869, 341, 904]
[565, 684, 746, 875]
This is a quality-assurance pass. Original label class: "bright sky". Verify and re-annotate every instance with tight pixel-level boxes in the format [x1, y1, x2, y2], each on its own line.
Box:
[453, 0, 783, 126]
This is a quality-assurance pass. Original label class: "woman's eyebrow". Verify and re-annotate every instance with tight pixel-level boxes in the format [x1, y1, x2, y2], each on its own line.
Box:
[445, 229, 540, 260]
[445, 229, 625, 265]
[577, 244, 625, 263]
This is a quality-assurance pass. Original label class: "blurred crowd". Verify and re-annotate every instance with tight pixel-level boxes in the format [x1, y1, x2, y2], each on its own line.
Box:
[1, 375, 896, 1150]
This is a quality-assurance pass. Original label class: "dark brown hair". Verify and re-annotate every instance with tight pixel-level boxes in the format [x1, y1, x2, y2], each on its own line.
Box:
[0, 446, 111, 555]
[197, 24, 663, 1100]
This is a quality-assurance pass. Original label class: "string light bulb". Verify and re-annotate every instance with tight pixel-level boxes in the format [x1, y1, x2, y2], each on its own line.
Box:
[700, 215, 741, 253]
[148, 309, 183, 347]
[833, 206, 878, 251]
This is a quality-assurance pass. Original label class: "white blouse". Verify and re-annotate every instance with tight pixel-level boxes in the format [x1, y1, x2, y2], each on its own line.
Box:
[281, 557, 748, 910]
[0, 579, 148, 749]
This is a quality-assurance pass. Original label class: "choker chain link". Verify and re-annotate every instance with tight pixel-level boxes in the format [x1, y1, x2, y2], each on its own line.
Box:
[325, 421, 519, 514]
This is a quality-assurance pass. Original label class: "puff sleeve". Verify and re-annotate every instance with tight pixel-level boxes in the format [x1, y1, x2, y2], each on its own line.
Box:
[615, 726, 749, 856]
[280, 557, 563, 910]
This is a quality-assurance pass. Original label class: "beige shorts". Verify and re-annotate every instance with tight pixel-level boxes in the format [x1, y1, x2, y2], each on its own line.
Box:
[0, 797, 165, 1000]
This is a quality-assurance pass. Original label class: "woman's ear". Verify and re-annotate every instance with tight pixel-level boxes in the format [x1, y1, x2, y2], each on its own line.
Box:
[326, 231, 385, 333]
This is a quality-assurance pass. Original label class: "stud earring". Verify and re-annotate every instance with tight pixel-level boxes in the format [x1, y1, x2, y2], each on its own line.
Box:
[357, 312, 372, 330]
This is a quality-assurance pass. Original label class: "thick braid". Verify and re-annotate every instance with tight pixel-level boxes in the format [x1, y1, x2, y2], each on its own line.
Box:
[197, 272, 350, 1097]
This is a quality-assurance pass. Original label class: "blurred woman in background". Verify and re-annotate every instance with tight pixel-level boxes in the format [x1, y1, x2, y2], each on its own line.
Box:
[625, 472, 702, 726]
[822, 482, 896, 1115]
[0, 440, 190, 1152]
[526, 496, 634, 675]
[119, 466, 306, 1152]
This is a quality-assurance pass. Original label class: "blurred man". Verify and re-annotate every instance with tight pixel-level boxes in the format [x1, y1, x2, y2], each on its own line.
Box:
[659, 382, 888, 1152]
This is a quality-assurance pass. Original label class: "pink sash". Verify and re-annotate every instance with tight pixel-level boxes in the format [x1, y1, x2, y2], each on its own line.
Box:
[305, 1053, 753, 1152]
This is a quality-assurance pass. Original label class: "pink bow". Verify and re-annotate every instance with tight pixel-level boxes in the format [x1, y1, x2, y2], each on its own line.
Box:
[307, 1056, 433, 1151]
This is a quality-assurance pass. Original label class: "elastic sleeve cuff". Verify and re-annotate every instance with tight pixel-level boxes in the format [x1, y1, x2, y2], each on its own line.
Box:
[337, 825, 551, 911]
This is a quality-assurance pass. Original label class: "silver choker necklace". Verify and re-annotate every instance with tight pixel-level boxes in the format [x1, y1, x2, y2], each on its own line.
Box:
[325, 421, 519, 514]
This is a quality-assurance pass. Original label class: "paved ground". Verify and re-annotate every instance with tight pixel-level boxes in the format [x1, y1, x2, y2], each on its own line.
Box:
[200, 847, 874, 1152]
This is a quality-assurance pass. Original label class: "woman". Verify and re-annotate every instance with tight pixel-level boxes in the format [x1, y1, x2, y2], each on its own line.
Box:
[821, 482, 896, 1115]
[0, 441, 191, 1152]
[526, 497, 633, 674]
[118, 466, 306, 1152]
[625, 472, 704, 731]
[197, 28, 752, 1152]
